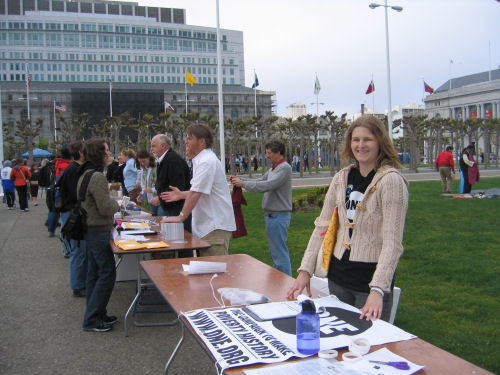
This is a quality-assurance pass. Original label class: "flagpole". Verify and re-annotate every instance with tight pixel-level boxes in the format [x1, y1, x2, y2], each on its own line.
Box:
[109, 78, 113, 117]
[184, 75, 188, 114]
[254, 69, 257, 117]
[53, 100, 57, 144]
[216, 0, 225, 163]
[372, 74, 375, 113]
[25, 67, 30, 120]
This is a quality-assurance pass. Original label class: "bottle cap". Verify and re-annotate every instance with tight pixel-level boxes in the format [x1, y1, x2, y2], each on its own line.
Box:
[301, 299, 316, 313]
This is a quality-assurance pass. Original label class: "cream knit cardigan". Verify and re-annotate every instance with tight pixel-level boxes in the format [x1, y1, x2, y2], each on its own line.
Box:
[298, 165, 409, 292]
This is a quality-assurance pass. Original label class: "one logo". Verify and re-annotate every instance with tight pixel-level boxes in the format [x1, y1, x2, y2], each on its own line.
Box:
[272, 307, 372, 338]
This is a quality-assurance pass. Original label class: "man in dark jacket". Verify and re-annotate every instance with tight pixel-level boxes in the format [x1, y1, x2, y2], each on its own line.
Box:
[150, 134, 191, 218]
[59, 140, 87, 296]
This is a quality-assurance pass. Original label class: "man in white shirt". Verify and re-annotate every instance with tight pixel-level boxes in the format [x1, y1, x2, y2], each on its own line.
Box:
[161, 124, 236, 255]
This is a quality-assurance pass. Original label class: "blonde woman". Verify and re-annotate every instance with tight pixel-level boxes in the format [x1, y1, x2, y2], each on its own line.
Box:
[287, 116, 409, 322]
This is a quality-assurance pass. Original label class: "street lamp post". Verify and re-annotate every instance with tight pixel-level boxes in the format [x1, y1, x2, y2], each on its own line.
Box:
[369, 1, 402, 143]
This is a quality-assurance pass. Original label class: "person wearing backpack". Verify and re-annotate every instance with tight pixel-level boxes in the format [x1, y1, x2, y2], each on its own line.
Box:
[1, 160, 16, 209]
[78, 138, 119, 332]
[47, 148, 71, 239]
[10, 158, 31, 212]
[59, 140, 87, 297]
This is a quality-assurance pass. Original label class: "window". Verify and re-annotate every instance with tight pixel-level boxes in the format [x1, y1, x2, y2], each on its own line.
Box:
[45, 23, 61, 31]
[115, 36, 130, 49]
[115, 25, 130, 33]
[46, 34, 61, 47]
[98, 24, 113, 33]
[99, 35, 113, 48]
[63, 23, 78, 31]
[27, 22, 43, 30]
[81, 35, 96, 48]
[180, 40, 192, 51]
[81, 23, 96, 32]
[132, 26, 146, 34]
[27, 33, 43, 46]
[165, 39, 177, 50]
[64, 34, 79, 47]
[148, 37, 162, 50]
[148, 27, 161, 35]
[194, 41, 206, 52]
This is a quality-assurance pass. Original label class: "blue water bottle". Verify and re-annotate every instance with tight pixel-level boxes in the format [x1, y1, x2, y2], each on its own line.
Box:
[296, 299, 320, 355]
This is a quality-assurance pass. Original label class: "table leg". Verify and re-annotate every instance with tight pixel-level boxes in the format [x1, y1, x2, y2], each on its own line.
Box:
[124, 254, 142, 337]
[164, 317, 185, 375]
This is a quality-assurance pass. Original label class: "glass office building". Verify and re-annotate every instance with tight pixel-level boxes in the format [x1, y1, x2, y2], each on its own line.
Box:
[0, 0, 276, 141]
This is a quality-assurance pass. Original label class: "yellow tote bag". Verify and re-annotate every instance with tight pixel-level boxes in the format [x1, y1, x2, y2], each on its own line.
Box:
[321, 207, 338, 271]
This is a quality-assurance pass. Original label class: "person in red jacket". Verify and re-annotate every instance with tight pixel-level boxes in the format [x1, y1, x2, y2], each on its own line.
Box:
[435, 146, 455, 193]
[10, 158, 32, 211]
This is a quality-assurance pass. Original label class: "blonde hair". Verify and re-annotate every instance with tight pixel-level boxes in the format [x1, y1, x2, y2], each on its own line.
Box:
[341, 115, 401, 169]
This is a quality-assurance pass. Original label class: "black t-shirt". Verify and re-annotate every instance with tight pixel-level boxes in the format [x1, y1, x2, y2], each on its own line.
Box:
[328, 167, 377, 293]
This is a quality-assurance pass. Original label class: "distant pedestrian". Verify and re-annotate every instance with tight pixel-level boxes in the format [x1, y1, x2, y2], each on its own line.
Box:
[231, 140, 293, 276]
[1, 160, 15, 209]
[29, 163, 40, 206]
[10, 158, 31, 212]
[435, 146, 455, 193]
[459, 145, 477, 194]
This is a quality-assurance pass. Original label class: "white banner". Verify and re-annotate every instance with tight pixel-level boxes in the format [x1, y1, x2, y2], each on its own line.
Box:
[184, 296, 416, 370]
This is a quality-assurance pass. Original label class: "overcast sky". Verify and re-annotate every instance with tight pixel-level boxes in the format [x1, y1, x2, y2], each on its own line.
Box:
[144, 0, 500, 117]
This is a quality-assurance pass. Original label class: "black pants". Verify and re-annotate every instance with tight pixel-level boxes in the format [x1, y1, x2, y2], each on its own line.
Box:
[15, 185, 28, 210]
[5, 191, 15, 208]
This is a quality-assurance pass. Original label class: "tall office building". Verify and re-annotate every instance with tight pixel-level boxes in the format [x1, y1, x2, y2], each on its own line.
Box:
[0, 0, 275, 142]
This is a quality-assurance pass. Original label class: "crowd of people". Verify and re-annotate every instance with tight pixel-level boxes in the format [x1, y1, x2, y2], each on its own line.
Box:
[7, 115, 465, 332]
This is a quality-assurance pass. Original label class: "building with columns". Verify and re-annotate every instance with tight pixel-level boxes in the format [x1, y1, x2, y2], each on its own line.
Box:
[424, 69, 500, 120]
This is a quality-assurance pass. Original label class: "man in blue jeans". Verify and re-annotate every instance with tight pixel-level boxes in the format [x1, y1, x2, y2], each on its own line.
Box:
[230, 140, 293, 276]
[59, 140, 87, 297]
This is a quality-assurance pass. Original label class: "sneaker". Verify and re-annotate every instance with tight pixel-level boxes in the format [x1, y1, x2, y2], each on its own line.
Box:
[102, 315, 118, 325]
[48, 232, 56, 238]
[83, 323, 113, 332]
[24, 208, 29, 212]
[73, 288, 86, 297]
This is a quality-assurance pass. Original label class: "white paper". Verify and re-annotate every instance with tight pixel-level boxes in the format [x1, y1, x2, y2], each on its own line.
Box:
[245, 300, 302, 320]
[119, 234, 147, 241]
[244, 348, 425, 375]
[182, 261, 227, 274]
[184, 296, 417, 370]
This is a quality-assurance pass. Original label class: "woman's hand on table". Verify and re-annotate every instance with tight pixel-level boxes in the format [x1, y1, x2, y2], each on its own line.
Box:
[286, 271, 312, 300]
[359, 290, 383, 321]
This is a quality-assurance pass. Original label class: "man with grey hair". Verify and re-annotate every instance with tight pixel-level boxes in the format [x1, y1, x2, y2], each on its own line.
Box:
[150, 134, 191, 218]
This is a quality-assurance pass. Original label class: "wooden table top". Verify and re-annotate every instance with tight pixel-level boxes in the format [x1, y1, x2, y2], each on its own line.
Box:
[111, 228, 211, 255]
[141, 254, 493, 375]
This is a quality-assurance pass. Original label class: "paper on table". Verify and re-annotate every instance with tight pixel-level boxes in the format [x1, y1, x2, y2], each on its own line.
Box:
[145, 241, 169, 249]
[244, 348, 424, 375]
[182, 261, 227, 274]
[119, 233, 147, 241]
[123, 222, 149, 229]
[244, 300, 302, 321]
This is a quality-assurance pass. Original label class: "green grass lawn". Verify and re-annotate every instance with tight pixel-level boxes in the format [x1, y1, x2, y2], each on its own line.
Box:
[229, 177, 500, 374]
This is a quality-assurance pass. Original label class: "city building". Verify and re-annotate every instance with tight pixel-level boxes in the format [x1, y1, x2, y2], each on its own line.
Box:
[424, 69, 500, 120]
[285, 102, 306, 120]
[0, 0, 276, 143]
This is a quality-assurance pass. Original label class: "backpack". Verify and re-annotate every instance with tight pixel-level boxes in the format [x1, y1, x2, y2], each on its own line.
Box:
[60, 170, 96, 242]
[38, 164, 53, 187]
[46, 174, 63, 212]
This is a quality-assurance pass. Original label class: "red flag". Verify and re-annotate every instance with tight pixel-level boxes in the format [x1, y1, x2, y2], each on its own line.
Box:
[365, 80, 375, 95]
[424, 81, 434, 94]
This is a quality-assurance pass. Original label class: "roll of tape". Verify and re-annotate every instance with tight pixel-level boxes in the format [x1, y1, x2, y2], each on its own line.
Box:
[342, 351, 362, 362]
[349, 337, 370, 355]
[318, 349, 338, 359]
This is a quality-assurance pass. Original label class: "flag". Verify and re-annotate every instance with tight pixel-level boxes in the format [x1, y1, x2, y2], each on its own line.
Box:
[424, 81, 434, 94]
[55, 102, 67, 112]
[185, 70, 196, 86]
[25, 71, 31, 89]
[365, 80, 375, 95]
[164, 101, 175, 112]
[314, 76, 321, 95]
[108, 78, 113, 91]
[252, 73, 259, 89]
